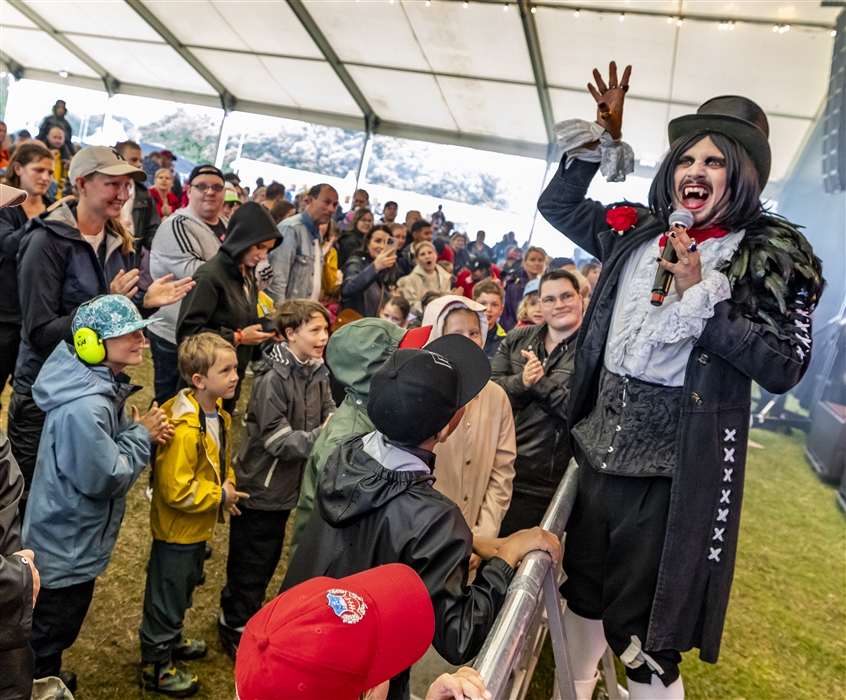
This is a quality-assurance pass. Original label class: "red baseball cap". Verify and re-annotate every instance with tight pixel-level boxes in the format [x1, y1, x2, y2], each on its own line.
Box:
[235, 564, 434, 700]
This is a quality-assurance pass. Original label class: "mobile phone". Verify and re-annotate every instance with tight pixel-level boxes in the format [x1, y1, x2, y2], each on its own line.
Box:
[383, 237, 397, 255]
[259, 317, 276, 333]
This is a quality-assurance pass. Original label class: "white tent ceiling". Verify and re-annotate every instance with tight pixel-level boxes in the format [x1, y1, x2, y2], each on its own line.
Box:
[0, 0, 840, 184]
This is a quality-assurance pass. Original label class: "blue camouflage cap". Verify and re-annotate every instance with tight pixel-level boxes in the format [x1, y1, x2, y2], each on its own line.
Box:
[523, 278, 540, 298]
[72, 295, 160, 340]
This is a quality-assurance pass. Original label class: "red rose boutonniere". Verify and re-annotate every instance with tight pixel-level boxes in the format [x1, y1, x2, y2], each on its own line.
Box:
[606, 206, 638, 235]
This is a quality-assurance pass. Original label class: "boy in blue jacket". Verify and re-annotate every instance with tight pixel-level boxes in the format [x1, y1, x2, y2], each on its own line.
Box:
[23, 295, 172, 689]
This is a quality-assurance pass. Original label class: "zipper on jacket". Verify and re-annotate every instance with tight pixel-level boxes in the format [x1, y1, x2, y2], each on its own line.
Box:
[101, 499, 115, 547]
[549, 429, 560, 480]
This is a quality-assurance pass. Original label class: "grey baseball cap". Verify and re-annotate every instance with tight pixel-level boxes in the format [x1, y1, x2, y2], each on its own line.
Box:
[68, 145, 147, 183]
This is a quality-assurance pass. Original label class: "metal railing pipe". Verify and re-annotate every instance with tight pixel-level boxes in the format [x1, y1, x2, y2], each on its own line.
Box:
[473, 461, 580, 699]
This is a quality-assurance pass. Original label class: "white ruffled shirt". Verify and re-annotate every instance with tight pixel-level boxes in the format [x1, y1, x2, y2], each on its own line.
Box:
[604, 232, 743, 386]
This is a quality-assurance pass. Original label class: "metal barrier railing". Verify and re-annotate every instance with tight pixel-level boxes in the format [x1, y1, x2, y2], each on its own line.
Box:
[473, 461, 627, 700]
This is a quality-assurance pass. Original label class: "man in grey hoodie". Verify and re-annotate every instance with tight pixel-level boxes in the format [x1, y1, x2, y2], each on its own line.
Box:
[149, 165, 228, 406]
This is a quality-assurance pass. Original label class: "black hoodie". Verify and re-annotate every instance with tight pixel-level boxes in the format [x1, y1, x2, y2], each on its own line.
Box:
[177, 203, 280, 375]
[282, 433, 514, 699]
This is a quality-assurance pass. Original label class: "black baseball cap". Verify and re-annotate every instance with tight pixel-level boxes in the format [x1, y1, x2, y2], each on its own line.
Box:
[188, 164, 225, 184]
[470, 256, 491, 272]
[367, 334, 490, 446]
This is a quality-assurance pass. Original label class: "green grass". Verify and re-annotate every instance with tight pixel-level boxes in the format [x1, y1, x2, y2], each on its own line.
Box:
[528, 428, 846, 700]
[3, 353, 844, 699]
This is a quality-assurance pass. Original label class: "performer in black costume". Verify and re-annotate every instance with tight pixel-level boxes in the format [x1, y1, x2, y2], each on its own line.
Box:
[538, 63, 824, 699]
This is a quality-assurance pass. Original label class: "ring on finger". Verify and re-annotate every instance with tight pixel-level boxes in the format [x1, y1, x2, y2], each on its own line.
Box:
[600, 110, 613, 120]
[689, 241, 697, 253]
[622, 85, 629, 92]
[681, 256, 691, 266]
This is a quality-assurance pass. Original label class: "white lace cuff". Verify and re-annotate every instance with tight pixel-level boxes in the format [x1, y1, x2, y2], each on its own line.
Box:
[555, 119, 635, 182]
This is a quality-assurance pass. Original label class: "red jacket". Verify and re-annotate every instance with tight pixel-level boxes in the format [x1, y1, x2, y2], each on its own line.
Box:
[150, 188, 180, 218]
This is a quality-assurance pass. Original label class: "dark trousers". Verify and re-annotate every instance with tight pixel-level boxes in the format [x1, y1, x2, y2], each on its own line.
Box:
[0, 322, 21, 405]
[0, 645, 34, 700]
[219, 508, 290, 629]
[30, 580, 96, 678]
[139, 540, 206, 664]
[498, 491, 552, 537]
[7, 391, 46, 517]
[148, 333, 180, 407]
[559, 464, 681, 686]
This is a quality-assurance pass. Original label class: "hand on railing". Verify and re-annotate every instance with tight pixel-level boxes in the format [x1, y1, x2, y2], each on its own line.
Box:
[495, 527, 561, 569]
[425, 667, 491, 700]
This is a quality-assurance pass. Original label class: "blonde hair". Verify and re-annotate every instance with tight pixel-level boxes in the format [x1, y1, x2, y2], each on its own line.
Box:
[524, 246, 547, 261]
[178, 333, 236, 385]
[516, 292, 539, 324]
[413, 240, 436, 256]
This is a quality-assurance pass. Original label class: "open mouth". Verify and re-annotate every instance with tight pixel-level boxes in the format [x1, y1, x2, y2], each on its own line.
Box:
[680, 184, 711, 211]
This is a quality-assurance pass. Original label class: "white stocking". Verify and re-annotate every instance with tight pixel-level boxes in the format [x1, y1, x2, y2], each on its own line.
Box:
[627, 674, 684, 700]
[563, 608, 608, 682]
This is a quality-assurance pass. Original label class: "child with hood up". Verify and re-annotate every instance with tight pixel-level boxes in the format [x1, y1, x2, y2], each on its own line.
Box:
[176, 202, 281, 412]
[421, 296, 516, 564]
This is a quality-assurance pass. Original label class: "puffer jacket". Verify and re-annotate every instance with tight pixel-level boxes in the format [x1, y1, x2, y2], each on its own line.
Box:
[150, 389, 233, 544]
[22, 343, 150, 588]
[288, 318, 408, 560]
[14, 202, 145, 395]
[234, 342, 334, 511]
[282, 432, 515, 700]
[490, 324, 578, 500]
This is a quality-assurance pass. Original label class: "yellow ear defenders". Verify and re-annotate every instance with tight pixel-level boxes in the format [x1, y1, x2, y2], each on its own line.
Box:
[73, 327, 106, 364]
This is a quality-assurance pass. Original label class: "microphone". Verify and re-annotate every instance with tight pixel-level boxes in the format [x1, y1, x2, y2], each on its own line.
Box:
[651, 209, 694, 307]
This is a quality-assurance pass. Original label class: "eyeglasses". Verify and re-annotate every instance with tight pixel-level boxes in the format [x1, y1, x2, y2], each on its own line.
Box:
[540, 292, 578, 307]
[191, 183, 224, 193]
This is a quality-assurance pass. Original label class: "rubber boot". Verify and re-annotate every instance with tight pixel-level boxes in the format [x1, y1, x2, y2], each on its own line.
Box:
[574, 671, 600, 700]
[627, 674, 684, 699]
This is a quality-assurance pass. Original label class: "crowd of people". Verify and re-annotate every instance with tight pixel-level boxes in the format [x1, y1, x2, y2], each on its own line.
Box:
[0, 60, 825, 700]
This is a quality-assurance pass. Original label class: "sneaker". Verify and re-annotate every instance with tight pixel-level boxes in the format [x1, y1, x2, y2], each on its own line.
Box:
[217, 619, 241, 662]
[141, 663, 199, 697]
[172, 637, 207, 660]
[204, 544, 212, 560]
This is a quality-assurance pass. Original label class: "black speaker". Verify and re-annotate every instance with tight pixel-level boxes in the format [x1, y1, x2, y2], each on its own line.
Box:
[805, 314, 846, 482]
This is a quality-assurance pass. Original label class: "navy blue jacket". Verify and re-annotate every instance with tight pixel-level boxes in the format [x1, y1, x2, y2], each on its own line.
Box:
[14, 202, 144, 395]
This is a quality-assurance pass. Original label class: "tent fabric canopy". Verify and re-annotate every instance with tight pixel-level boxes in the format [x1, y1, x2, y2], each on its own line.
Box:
[0, 0, 839, 183]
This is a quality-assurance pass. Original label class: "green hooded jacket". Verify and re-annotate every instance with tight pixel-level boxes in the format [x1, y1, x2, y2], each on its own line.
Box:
[288, 318, 409, 559]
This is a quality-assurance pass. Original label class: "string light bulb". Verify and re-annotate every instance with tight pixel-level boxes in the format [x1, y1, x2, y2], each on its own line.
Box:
[531, 6, 537, 13]
[667, 16, 673, 24]
[503, 3, 508, 11]
[729, 21, 735, 30]
[463, 1, 468, 7]
[425, 0, 430, 4]
[676, 18, 683, 26]
[773, 24, 779, 32]
[619, 12, 625, 21]
[59, 70, 68, 78]
[832, 29, 837, 37]
[574, 9, 580, 17]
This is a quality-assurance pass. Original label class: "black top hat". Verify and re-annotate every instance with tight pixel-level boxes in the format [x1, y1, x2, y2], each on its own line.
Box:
[668, 96, 771, 189]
